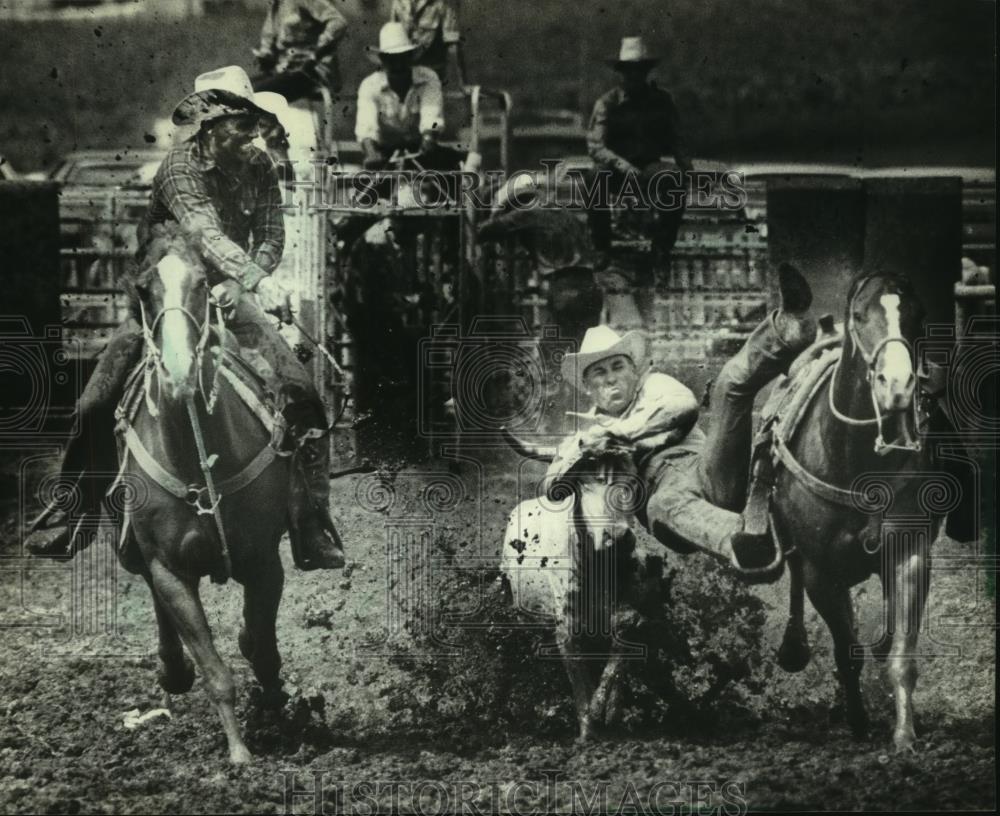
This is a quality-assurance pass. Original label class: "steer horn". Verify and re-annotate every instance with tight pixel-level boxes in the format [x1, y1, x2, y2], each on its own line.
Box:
[499, 427, 556, 462]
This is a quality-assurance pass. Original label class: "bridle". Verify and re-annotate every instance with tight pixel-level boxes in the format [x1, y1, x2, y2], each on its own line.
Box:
[139, 292, 226, 418]
[827, 275, 922, 454]
[135, 287, 240, 581]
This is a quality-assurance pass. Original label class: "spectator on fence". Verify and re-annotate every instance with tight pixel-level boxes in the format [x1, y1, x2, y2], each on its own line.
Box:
[252, 0, 348, 100]
[586, 36, 694, 256]
[355, 22, 462, 173]
[390, 0, 461, 79]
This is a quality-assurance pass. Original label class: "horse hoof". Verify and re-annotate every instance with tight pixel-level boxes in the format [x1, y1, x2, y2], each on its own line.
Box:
[848, 712, 871, 740]
[893, 730, 918, 754]
[257, 685, 289, 711]
[229, 744, 253, 765]
[158, 656, 195, 695]
[868, 634, 893, 662]
[777, 623, 811, 673]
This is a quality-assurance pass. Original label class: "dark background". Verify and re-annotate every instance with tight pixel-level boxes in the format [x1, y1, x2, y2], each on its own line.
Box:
[0, 0, 995, 172]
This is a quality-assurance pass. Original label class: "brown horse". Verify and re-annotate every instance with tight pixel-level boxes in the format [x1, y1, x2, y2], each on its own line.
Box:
[772, 271, 951, 753]
[117, 231, 292, 763]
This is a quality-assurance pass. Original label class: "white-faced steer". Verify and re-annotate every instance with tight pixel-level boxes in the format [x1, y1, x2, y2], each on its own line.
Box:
[500, 429, 669, 741]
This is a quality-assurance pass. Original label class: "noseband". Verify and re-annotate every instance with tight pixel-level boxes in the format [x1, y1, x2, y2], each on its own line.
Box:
[827, 275, 922, 454]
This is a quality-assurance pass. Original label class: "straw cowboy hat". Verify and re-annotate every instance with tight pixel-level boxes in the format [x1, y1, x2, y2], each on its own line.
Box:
[172, 65, 269, 129]
[370, 21, 419, 57]
[561, 325, 647, 391]
[607, 36, 660, 69]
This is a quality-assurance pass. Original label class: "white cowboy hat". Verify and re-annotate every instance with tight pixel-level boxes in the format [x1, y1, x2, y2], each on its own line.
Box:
[607, 36, 660, 68]
[172, 65, 269, 128]
[254, 91, 291, 131]
[371, 22, 419, 56]
[561, 326, 647, 391]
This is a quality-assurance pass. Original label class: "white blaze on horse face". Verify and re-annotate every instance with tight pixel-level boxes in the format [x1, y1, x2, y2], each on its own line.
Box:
[157, 255, 196, 393]
[873, 293, 915, 412]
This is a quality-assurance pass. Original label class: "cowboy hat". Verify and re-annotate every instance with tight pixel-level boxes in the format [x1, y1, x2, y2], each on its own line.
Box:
[369, 22, 419, 57]
[606, 36, 660, 69]
[254, 91, 291, 131]
[561, 325, 647, 391]
[172, 65, 269, 129]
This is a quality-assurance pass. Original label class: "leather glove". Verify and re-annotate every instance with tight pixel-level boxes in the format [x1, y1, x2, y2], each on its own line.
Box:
[255, 276, 293, 324]
[210, 279, 243, 310]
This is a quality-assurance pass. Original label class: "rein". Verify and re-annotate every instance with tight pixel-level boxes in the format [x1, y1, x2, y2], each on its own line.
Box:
[123, 295, 291, 584]
[826, 275, 922, 454]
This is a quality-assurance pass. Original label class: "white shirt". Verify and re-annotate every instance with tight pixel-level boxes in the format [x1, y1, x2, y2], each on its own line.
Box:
[354, 66, 445, 147]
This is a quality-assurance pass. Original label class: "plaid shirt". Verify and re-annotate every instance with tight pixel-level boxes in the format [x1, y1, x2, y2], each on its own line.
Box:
[390, 0, 460, 50]
[141, 140, 284, 290]
[354, 66, 444, 147]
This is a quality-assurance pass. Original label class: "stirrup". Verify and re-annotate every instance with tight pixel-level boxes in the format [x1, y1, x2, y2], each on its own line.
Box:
[731, 532, 784, 585]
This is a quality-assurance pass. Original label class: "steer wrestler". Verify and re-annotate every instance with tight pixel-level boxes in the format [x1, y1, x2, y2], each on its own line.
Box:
[548, 264, 817, 580]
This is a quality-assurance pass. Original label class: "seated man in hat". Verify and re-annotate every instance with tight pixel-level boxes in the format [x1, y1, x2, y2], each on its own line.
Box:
[547, 265, 816, 579]
[585, 35, 693, 311]
[390, 0, 461, 79]
[355, 22, 462, 173]
[28, 66, 345, 571]
[252, 0, 348, 100]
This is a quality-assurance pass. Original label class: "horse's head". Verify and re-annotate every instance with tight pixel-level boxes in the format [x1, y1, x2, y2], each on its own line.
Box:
[846, 272, 924, 416]
[131, 225, 212, 402]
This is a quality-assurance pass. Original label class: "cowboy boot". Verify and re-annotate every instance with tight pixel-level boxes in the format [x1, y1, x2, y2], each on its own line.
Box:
[287, 435, 346, 570]
[27, 322, 143, 559]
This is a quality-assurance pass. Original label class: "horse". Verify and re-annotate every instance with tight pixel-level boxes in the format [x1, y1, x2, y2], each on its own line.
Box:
[771, 271, 949, 753]
[115, 230, 293, 764]
[499, 430, 671, 740]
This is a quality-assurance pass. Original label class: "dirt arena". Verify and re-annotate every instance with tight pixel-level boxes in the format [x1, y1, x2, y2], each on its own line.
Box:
[0, 448, 994, 813]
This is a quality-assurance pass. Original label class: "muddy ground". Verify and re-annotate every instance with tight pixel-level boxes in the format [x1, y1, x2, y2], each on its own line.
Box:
[0, 447, 995, 814]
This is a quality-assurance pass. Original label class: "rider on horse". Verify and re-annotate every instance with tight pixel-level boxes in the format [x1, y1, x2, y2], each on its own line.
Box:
[28, 66, 345, 571]
[551, 264, 817, 579]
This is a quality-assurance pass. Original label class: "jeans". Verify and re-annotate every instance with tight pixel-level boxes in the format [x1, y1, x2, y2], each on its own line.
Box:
[644, 314, 805, 558]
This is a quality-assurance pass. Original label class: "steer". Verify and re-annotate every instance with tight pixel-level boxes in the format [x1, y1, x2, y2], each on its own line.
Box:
[500, 428, 668, 740]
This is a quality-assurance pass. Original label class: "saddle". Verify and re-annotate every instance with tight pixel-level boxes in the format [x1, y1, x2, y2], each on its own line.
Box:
[742, 328, 843, 543]
[108, 345, 287, 577]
